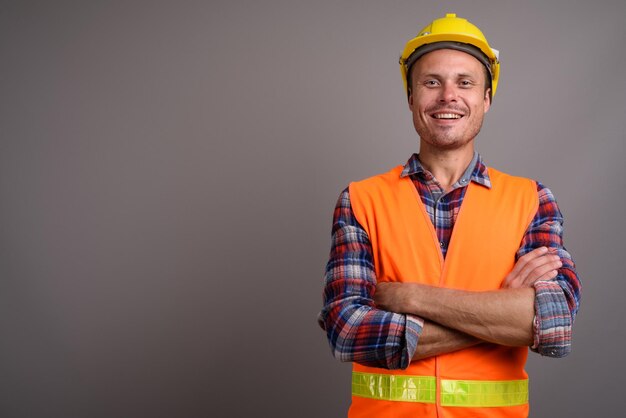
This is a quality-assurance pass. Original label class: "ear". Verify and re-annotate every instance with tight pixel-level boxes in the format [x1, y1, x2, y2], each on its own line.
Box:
[483, 88, 491, 113]
[407, 89, 414, 109]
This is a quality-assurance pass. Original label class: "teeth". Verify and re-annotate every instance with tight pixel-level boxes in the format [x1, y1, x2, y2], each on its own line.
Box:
[433, 113, 461, 119]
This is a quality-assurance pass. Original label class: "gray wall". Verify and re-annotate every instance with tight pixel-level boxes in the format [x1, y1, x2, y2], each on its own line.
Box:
[1, 0, 623, 417]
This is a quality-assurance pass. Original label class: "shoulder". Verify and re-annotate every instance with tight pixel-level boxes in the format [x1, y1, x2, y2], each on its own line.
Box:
[533, 181, 564, 221]
[489, 169, 564, 222]
[347, 166, 407, 230]
[534, 181, 558, 204]
[349, 166, 405, 197]
[487, 167, 537, 190]
[333, 163, 405, 218]
[487, 167, 558, 202]
[485, 168, 540, 221]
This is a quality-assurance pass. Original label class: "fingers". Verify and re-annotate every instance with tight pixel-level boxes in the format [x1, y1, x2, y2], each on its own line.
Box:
[503, 247, 548, 287]
[517, 252, 561, 286]
[519, 258, 561, 287]
[528, 268, 559, 284]
[507, 246, 549, 278]
[504, 247, 562, 288]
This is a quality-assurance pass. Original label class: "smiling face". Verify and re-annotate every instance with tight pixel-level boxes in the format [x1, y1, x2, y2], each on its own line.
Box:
[409, 48, 491, 152]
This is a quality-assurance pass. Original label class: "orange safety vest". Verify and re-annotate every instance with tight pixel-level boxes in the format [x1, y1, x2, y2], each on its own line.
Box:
[348, 165, 538, 418]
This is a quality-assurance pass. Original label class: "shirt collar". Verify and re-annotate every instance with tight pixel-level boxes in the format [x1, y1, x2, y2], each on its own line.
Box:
[400, 151, 492, 189]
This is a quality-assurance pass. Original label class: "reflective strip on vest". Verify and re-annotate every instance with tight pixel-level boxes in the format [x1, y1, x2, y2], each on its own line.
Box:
[352, 372, 528, 407]
[352, 372, 436, 403]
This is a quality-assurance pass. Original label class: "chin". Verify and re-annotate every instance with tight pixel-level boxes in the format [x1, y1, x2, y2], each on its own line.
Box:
[420, 135, 474, 151]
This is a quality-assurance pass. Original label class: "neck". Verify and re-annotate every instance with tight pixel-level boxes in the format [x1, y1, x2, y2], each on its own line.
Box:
[418, 142, 475, 192]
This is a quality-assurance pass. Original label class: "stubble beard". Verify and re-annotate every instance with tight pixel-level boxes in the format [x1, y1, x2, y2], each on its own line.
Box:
[414, 114, 484, 151]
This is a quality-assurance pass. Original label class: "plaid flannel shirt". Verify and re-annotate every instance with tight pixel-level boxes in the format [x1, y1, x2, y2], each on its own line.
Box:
[318, 153, 582, 369]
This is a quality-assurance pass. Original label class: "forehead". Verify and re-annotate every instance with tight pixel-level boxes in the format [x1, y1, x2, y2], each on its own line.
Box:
[411, 48, 485, 79]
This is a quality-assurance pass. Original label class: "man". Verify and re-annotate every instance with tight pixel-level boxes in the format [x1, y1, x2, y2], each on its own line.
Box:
[318, 13, 581, 417]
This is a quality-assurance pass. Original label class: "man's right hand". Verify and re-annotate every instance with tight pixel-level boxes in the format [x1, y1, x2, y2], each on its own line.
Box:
[502, 247, 562, 289]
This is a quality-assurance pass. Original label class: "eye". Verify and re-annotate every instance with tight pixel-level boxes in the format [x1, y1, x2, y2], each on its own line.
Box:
[424, 79, 440, 87]
[459, 80, 474, 88]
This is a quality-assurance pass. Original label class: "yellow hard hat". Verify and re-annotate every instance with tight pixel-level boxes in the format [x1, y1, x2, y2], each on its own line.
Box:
[399, 13, 500, 99]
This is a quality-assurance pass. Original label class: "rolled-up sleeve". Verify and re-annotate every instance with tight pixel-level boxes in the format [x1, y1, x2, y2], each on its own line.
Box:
[317, 188, 423, 369]
[518, 183, 582, 357]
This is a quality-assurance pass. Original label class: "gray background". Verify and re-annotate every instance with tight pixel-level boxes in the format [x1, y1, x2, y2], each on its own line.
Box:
[1, 0, 623, 417]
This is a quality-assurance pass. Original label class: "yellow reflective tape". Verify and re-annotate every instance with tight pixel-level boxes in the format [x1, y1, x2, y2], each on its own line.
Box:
[352, 372, 436, 403]
[440, 379, 528, 407]
[352, 372, 528, 407]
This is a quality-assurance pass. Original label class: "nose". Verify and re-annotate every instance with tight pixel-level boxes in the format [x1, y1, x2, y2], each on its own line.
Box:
[439, 82, 457, 103]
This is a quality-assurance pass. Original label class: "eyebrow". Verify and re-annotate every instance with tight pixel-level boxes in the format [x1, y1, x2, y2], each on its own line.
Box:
[456, 73, 478, 79]
[418, 72, 479, 79]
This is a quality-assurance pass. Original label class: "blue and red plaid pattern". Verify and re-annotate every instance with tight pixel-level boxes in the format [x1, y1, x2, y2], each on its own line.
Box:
[318, 153, 581, 369]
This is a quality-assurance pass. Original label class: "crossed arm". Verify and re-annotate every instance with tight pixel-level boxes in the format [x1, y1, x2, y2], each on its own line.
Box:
[375, 247, 561, 361]
[319, 186, 581, 369]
